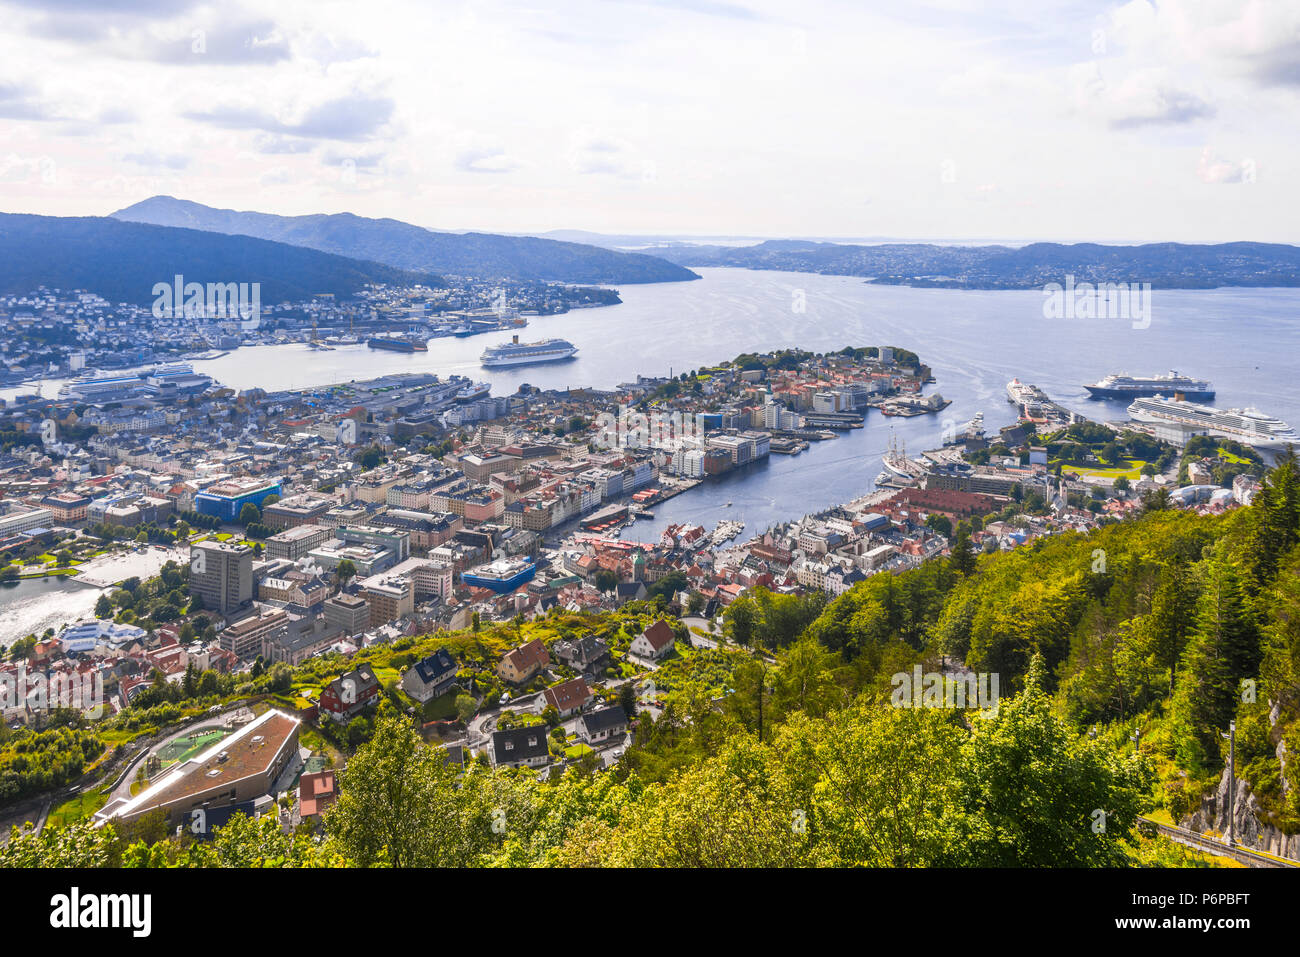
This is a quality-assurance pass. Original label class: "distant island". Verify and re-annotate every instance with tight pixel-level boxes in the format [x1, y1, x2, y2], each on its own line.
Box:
[640, 239, 1300, 289]
[113, 196, 701, 286]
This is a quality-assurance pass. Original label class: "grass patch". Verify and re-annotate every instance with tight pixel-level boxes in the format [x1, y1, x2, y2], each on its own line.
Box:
[421, 689, 460, 722]
[1060, 459, 1146, 481]
[47, 789, 109, 828]
[156, 728, 228, 767]
[19, 566, 82, 578]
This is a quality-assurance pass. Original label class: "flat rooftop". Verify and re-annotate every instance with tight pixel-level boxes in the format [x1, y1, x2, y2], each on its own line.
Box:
[100, 710, 299, 823]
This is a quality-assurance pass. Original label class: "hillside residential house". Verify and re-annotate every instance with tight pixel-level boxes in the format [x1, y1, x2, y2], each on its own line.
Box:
[579, 705, 628, 744]
[542, 677, 592, 718]
[490, 725, 550, 769]
[319, 664, 382, 721]
[401, 649, 459, 704]
[297, 770, 338, 824]
[551, 634, 611, 674]
[497, 638, 550, 685]
[630, 620, 677, 661]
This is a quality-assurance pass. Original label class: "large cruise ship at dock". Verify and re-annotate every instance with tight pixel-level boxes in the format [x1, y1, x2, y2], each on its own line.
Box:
[1085, 371, 1214, 401]
[1127, 396, 1299, 450]
[480, 336, 578, 368]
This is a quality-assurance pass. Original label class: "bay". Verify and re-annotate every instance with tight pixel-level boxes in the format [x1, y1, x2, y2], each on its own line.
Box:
[5, 266, 1298, 557]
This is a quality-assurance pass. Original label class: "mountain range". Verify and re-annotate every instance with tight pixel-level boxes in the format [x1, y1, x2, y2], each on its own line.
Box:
[638, 239, 1300, 289]
[112, 197, 700, 285]
[0, 214, 441, 305]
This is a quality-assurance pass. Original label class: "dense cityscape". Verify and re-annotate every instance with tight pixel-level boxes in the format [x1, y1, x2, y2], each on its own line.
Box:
[2, 0, 1298, 938]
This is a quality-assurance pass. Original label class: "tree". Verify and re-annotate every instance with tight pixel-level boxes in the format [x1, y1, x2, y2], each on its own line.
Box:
[1170, 548, 1261, 772]
[778, 702, 964, 866]
[949, 524, 977, 577]
[618, 681, 637, 720]
[238, 502, 261, 526]
[334, 559, 357, 587]
[1141, 486, 1171, 514]
[454, 694, 477, 724]
[94, 594, 113, 619]
[947, 654, 1149, 867]
[1244, 448, 1300, 592]
[593, 569, 618, 594]
[327, 707, 467, 867]
[772, 635, 840, 719]
[925, 514, 953, 539]
[1142, 563, 1196, 692]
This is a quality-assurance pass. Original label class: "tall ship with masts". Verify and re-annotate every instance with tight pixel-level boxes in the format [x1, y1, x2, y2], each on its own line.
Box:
[877, 432, 927, 487]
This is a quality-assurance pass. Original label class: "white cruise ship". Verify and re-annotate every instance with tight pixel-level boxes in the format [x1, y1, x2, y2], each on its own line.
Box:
[480, 335, 578, 368]
[1127, 396, 1300, 450]
[1085, 371, 1214, 401]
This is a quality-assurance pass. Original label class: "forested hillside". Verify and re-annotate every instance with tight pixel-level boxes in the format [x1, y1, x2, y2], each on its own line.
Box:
[6, 453, 1297, 868]
[0, 214, 444, 303]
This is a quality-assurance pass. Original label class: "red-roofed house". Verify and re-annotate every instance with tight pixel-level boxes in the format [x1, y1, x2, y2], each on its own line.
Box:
[542, 677, 592, 718]
[630, 619, 677, 661]
[297, 770, 338, 823]
[497, 638, 550, 685]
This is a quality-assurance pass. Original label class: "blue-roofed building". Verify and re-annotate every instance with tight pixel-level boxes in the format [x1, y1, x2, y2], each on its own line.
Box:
[195, 477, 283, 523]
[461, 557, 536, 594]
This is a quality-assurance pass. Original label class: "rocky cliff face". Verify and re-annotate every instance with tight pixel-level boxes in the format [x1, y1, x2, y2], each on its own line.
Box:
[1186, 700, 1300, 861]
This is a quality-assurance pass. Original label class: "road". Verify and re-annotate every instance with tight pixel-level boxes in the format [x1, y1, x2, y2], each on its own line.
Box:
[1138, 817, 1299, 869]
[680, 615, 722, 649]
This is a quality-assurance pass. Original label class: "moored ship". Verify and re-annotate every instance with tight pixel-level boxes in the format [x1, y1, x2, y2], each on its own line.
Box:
[1127, 395, 1299, 450]
[1086, 371, 1214, 401]
[367, 335, 428, 353]
[879, 433, 926, 486]
[480, 335, 578, 368]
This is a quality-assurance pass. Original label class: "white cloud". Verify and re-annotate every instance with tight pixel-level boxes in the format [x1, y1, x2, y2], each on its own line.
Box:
[0, 0, 1297, 241]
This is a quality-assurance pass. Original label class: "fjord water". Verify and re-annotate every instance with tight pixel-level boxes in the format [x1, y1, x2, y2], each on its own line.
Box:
[6, 267, 1298, 612]
[175, 267, 1300, 542]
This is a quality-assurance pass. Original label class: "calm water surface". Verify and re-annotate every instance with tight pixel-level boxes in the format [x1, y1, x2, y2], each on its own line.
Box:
[5, 268, 1297, 603]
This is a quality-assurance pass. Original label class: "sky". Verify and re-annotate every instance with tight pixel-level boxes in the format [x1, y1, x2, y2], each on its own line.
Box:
[0, 0, 1297, 243]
